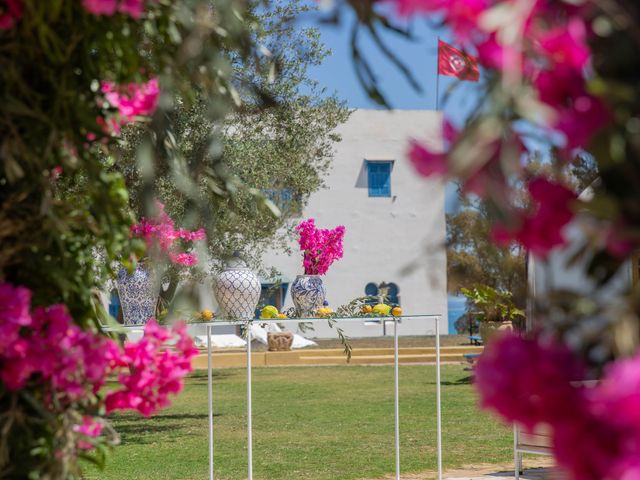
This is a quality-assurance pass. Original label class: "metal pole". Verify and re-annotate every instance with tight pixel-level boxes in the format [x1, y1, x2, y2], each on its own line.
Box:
[247, 324, 253, 480]
[435, 317, 442, 480]
[394, 316, 400, 480]
[207, 325, 214, 480]
[514, 424, 521, 480]
[435, 37, 441, 111]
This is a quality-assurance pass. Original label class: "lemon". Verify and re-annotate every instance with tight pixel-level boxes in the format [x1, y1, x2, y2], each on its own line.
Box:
[317, 307, 333, 317]
[200, 309, 213, 321]
[277, 313, 287, 319]
[260, 305, 279, 319]
[361, 304, 373, 314]
[372, 303, 391, 316]
[391, 306, 403, 317]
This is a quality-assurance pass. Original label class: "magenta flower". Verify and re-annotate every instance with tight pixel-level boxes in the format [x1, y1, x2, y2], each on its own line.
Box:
[408, 121, 458, 178]
[73, 416, 104, 450]
[0, 0, 22, 30]
[536, 18, 590, 70]
[492, 177, 576, 258]
[296, 219, 345, 275]
[101, 78, 159, 123]
[475, 332, 586, 430]
[131, 201, 205, 266]
[82, 0, 118, 15]
[105, 319, 198, 417]
[408, 140, 448, 177]
[535, 67, 609, 155]
[0, 282, 196, 419]
[82, 0, 156, 18]
[476, 333, 640, 480]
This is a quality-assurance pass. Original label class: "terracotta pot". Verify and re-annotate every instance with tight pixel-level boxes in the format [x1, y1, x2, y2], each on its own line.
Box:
[267, 332, 294, 351]
[479, 320, 513, 344]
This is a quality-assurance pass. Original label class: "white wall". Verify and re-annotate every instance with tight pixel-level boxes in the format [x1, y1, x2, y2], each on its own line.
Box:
[262, 109, 448, 338]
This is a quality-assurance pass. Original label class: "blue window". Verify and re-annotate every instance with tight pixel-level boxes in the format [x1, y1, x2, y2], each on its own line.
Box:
[367, 161, 392, 197]
[108, 290, 120, 319]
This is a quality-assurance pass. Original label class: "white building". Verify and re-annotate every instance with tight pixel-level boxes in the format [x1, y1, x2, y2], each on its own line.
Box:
[260, 109, 448, 338]
[106, 109, 449, 339]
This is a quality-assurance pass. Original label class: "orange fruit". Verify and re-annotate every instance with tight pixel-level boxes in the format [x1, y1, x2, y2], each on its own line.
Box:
[391, 306, 402, 317]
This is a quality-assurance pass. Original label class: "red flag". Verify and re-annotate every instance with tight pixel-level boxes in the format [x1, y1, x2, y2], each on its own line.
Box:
[438, 40, 479, 82]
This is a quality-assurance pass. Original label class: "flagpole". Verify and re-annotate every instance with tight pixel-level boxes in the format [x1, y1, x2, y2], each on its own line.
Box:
[435, 36, 441, 112]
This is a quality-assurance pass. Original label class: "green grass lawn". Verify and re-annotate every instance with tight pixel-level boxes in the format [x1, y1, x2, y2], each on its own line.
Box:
[84, 365, 512, 480]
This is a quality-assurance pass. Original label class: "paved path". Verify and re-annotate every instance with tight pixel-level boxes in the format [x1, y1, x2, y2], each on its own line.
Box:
[366, 459, 558, 480]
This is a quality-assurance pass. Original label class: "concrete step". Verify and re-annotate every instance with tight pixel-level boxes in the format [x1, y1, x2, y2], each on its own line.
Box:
[190, 346, 484, 369]
[298, 346, 483, 357]
[298, 353, 468, 365]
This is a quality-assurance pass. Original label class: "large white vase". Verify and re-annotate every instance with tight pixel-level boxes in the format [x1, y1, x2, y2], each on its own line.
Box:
[116, 263, 159, 326]
[291, 274, 326, 317]
[213, 256, 261, 320]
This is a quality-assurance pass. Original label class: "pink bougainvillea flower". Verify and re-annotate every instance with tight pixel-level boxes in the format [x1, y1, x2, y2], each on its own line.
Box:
[101, 78, 159, 123]
[73, 416, 104, 450]
[475, 332, 586, 430]
[408, 120, 458, 178]
[296, 219, 345, 275]
[476, 333, 640, 480]
[0, 282, 31, 349]
[493, 177, 577, 258]
[118, 0, 146, 17]
[394, 0, 488, 43]
[83, 0, 155, 17]
[535, 67, 609, 155]
[82, 0, 118, 15]
[552, 351, 640, 480]
[0, 0, 23, 30]
[535, 18, 590, 70]
[408, 141, 448, 177]
[105, 320, 198, 417]
[131, 200, 205, 266]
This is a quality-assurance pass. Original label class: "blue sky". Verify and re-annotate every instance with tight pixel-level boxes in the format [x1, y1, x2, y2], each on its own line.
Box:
[297, 7, 483, 212]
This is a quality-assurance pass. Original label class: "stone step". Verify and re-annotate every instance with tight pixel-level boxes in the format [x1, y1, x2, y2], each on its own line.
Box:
[191, 349, 480, 369]
[298, 346, 482, 357]
[298, 353, 468, 365]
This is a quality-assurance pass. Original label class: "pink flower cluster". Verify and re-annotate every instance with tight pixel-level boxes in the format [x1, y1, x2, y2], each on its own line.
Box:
[403, 0, 610, 257]
[296, 218, 345, 275]
[0, 283, 118, 395]
[105, 320, 198, 417]
[0, 0, 22, 30]
[0, 282, 198, 445]
[476, 332, 640, 480]
[101, 78, 159, 123]
[492, 177, 577, 258]
[73, 416, 104, 450]
[131, 201, 206, 266]
[82, 0, 156, 18]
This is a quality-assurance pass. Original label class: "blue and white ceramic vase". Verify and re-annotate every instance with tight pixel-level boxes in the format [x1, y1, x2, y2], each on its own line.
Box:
[116, 263, 159, 326]
[213, 255, 261, 320]
[291, 274, 326, 317]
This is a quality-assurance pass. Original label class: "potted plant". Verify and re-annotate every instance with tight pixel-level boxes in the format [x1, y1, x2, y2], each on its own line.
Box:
[291, 218, 345, 317]
[461, 285, 524, 343]
[117, 201, 205, 326]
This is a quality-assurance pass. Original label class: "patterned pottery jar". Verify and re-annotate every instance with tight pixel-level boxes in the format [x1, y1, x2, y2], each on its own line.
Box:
[213, 256, 261, 320]
[291, 274, 326, 317]
[116, 263, 160, 326]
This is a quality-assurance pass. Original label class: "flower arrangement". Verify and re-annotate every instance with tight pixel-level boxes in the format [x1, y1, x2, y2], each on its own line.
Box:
[295, 218, 345, 275]
[131, 201, 206, 266]
[0, 282, 198, 450]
